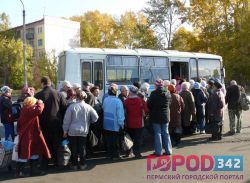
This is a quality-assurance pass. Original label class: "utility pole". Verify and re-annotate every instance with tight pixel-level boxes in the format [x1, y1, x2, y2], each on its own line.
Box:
[19, 0, 27, 87]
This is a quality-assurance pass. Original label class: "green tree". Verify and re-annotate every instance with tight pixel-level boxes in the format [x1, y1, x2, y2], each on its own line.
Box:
[0, 12, 33, 89]
[144, 0, 187, 49]
[33, 53, 57, 88]
[0, 38, 33, 89]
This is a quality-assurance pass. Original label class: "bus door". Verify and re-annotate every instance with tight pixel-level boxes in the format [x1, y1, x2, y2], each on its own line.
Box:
[81, 60, 104, 89]
[170, 58, 189, 81]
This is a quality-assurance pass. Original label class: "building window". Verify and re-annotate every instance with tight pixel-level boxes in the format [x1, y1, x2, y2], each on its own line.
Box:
[38, 39, 43, 46]
[38, 27, 43, 34]
[28, 40, 34, 47]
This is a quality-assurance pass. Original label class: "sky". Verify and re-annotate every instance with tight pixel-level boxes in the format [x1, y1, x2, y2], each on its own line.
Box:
[0, 0, 148, 27]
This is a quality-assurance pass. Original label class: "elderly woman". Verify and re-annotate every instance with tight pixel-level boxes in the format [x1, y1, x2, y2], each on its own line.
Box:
[207, 81, 225, 140]
[163, 80, 170, 92]
[179, 82, 196, 135]
[168, 84, 185, 146]
[63, 90, 99, 170]
[118, 85, 129, 104]
[148, 79, 172, 156]
[124, 86, 149, 158]
[16, 97, 51, 177]
[138, 82, 150, 101]
[0, 86, 14, 141]
[103, 83, 125, 160]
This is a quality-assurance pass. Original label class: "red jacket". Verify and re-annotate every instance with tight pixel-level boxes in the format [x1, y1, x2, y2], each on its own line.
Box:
[124, 96, 149, 128]
[17, 102, 51, 160]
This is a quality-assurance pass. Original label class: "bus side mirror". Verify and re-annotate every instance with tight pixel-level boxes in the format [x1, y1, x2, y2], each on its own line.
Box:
[221, 67, 225, 78]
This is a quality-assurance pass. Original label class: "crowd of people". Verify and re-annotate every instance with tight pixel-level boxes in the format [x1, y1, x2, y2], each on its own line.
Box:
[0, 76, 248, 177]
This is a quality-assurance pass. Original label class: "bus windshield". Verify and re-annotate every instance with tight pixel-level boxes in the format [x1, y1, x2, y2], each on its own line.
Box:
[140, 57, 169, 83]
[107, 55, 139, 84]
[198, 59, 221, 80]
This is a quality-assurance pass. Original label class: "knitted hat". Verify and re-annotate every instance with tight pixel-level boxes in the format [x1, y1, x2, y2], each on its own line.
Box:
[193, 82, 201, 89]
[129, 86, 138, 94]
[154, 79, 164, 88]
[214, 79, 223, 89]
[1, 86, 12, 94]
[108, 83, 118, 91]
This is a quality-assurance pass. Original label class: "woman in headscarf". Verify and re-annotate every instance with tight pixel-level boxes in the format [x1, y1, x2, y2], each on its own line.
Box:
[16, 97, 51, 177]
[168, 84, 185, 146]
[179, 82, 196, 135]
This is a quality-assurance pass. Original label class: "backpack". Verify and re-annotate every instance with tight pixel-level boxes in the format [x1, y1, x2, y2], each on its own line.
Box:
[239, 93, 250, 111]
[11, 103, 22, 120]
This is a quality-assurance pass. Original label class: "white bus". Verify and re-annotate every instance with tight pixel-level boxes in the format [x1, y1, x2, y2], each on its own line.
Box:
[58, 48, 225, 93]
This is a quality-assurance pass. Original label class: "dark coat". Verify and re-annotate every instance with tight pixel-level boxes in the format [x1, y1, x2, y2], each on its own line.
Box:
[17, 102, 51, 159]
[179, 90, 196, 127]
[192, 89, 208, 117]
[84, 90, 95, 107]
[0, 95, 13, 123]
[34, 86, 67, 132]
[225, 85, 240, 110]
[169, 93, 185, 129]
[147, 88, 171, 124]
[207, 89, 225, 122]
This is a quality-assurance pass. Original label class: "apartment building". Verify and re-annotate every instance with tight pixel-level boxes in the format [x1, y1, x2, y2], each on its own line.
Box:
[14, 16, 80, 61]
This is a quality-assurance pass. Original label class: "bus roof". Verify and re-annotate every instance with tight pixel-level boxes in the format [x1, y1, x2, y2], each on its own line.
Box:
[61, 48, 222, 60]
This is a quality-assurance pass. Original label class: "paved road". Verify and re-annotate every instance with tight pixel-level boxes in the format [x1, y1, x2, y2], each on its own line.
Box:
[0, 104, 250, 183]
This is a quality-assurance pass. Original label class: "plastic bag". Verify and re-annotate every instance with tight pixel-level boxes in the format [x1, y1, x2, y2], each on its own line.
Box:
[12, 135, 19, 161]
[89, 130, 98, 147]
[57, 142, 71, 166]
[122, 133, 133, 151]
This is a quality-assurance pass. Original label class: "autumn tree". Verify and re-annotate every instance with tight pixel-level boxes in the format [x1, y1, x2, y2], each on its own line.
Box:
[171, 27, 202, 51]
[118, 12, 159, 49]
[71, 10, 159, 49]
[71, 11, 118, 48]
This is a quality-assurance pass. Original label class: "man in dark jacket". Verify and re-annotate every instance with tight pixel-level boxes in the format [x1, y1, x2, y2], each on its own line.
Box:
[148, 79, 172, 156]
[35, 76, 67, 167]
[225, 80, 241, 135]
[82, 81, 95, 107]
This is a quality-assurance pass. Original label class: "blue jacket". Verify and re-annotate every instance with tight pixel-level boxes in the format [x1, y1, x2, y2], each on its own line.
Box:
[103, 96, 125, 132]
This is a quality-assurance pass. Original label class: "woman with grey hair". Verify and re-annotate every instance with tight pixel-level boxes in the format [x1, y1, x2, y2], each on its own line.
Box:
[118, 85, 129, 104]
[63, 90, 99, 170]
[138, 82, 150, 101]
[179, 82, 196, 135]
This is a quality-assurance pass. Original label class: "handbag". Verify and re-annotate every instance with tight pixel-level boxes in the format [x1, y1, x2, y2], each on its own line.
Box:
[239, 93, 249, 111]
[122, 133, 133, 151]
[89, 130, 98, 147]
